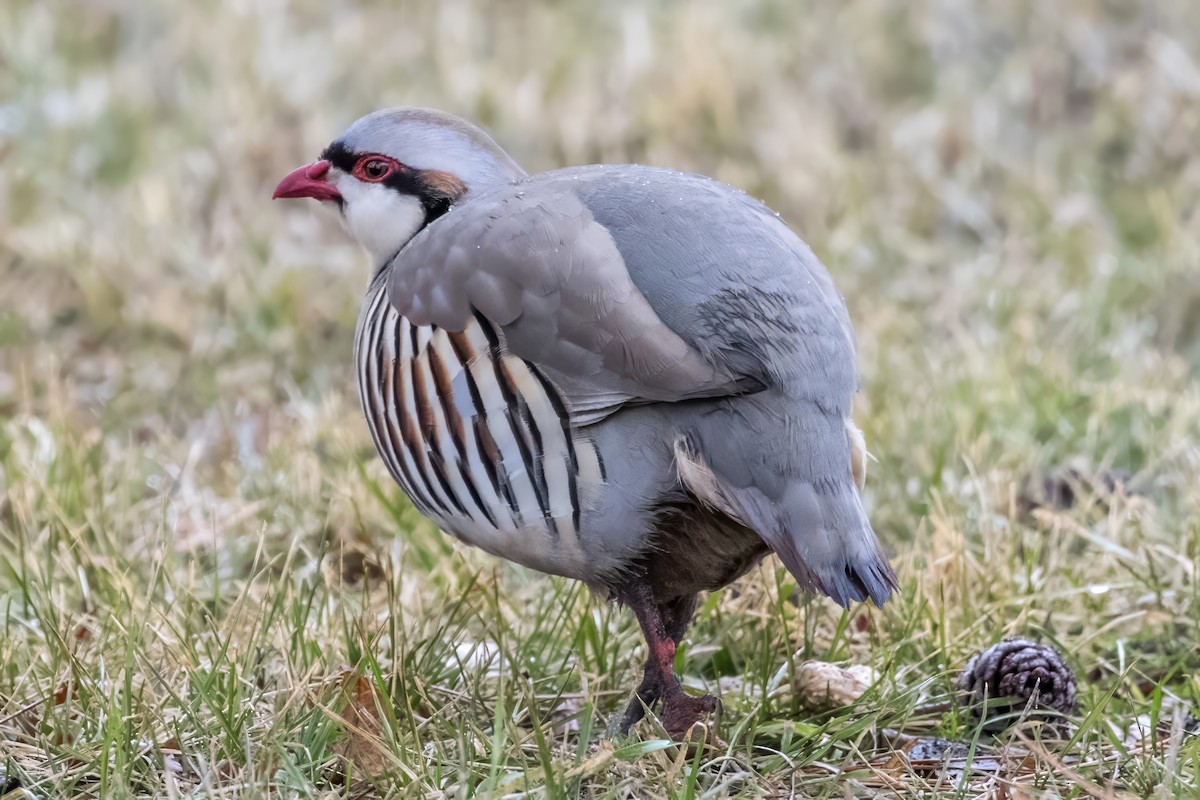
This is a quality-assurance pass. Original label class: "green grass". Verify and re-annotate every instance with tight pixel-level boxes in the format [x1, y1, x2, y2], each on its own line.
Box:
[2, 0, 1200, 796]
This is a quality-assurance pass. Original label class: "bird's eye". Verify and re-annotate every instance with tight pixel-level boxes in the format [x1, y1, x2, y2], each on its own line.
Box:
[354, 156, 397, 182]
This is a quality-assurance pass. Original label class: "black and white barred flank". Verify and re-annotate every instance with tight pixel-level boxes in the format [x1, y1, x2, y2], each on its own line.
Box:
[354, 278, 605, 571]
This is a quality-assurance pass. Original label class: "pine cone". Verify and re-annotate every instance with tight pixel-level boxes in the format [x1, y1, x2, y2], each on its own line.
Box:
[956, 638, 1077, 728]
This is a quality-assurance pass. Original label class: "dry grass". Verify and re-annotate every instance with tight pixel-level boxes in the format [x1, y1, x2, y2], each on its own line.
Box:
[2, 0, 1199, 797]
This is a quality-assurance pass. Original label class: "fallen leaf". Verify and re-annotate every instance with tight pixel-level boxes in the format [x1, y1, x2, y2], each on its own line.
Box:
[42, 680, 79, 745]
[51, 682, 73, 706]
[904, 737, 971, 762]
[209, 759, 240, 786]
[336, 673, 391, 780]
[867, 736, 1039, 789]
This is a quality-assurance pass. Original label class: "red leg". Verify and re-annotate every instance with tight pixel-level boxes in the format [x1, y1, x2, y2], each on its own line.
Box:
[616, 584, 717, 738]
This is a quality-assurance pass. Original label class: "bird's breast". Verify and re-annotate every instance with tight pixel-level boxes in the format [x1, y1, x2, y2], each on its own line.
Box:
[354, 285, 606, 579]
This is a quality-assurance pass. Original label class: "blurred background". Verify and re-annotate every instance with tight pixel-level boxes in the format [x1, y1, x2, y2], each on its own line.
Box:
[2, 0, 1200, 793]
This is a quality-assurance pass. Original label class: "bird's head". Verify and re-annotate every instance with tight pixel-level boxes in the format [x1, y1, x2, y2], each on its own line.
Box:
[273, 107, 526, 264]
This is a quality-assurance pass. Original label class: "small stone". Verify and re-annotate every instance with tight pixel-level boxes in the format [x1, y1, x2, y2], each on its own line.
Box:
[795, 661, 880, 710]
[956, 638, 1076, 729]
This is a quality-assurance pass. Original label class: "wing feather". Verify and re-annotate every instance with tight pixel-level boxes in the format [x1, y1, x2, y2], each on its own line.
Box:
[387, 176, 757, 423]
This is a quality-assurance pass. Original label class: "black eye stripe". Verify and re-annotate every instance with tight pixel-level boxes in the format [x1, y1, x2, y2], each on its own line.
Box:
[319, 141, 360, 174]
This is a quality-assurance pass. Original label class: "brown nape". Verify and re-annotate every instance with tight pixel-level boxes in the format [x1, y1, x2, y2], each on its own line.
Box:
[417, 169, 468, 203]
[413, 169, 468, 223]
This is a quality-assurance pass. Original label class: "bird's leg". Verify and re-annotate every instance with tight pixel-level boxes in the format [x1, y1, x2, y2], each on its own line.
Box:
[655, 593, 717, 739]
[616, 585, 716, 739]
[616, 590, 674, 733]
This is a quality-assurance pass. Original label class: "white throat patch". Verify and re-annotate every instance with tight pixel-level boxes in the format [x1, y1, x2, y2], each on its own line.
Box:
[332, 174, 427, 265]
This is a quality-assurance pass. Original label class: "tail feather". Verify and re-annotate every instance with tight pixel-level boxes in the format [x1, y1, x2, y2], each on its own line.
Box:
[721, 480, 896, 607]
[675, 416, 898, 608]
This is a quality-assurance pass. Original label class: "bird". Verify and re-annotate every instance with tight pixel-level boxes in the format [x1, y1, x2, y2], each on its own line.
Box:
[273, 107, 898, 739]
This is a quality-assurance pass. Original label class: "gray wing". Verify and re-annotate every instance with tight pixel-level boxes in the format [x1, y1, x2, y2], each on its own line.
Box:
[386, 165, 851, 424]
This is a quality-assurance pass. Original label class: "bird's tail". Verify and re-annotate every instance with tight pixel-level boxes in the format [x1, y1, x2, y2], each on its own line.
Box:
[676, 406, 897, 608]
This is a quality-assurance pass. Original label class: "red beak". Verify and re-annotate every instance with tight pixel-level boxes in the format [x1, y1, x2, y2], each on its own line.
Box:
[272, 160, 342, 202]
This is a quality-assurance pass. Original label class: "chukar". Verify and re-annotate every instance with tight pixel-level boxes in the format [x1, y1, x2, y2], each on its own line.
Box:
[274, 108, 897, 738]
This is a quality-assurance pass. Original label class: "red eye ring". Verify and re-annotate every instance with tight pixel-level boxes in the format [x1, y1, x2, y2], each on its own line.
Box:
[352, 155, 400, 182]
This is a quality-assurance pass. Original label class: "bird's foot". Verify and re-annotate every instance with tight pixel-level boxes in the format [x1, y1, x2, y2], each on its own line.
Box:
[660, 685, 719, 741]
[614, 679, 720, 742]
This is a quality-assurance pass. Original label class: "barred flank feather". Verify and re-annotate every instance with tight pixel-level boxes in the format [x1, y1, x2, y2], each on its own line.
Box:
[354, 280, 597, 573]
